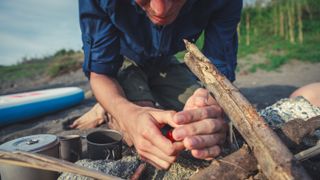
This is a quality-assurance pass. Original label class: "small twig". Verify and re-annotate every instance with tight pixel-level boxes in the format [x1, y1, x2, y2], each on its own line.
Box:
[229, 122, 240, 150]
[130, 162, 147, 180]
[295, 143, 320, 161]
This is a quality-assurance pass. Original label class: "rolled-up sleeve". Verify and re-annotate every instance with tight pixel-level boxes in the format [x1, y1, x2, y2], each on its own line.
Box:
[203, 0, 242, 82]
[79, 0, 123, 78]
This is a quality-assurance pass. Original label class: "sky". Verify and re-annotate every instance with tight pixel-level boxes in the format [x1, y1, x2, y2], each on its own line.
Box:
[0, 0, 259, 66]
[0, 0, 81, 65]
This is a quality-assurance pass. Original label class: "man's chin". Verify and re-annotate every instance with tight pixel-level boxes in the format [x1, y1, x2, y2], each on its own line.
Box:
[149, 15, 174, 26]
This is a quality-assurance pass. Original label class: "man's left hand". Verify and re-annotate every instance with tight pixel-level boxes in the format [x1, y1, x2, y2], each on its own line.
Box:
[172, 88, 227, 160]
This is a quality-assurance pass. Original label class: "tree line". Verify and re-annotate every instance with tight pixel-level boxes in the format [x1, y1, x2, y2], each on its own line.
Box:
[240, 0, 319, 46]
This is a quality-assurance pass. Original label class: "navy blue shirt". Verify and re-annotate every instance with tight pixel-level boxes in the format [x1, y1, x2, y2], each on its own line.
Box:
[79, 0, 242, 81]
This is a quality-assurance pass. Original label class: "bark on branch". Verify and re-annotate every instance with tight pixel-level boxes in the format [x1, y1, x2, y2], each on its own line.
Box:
[183, 40, 310, 180]
[191, 145, 258, 180]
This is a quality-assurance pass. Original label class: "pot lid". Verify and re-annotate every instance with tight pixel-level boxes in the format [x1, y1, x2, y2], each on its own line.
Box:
[0, 134, 59, 153]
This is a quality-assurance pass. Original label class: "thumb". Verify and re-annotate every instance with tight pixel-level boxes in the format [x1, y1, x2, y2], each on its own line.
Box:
[150, 110, 179, 128]
[184, 88, 209, 110]
[69, 120, 79, 129]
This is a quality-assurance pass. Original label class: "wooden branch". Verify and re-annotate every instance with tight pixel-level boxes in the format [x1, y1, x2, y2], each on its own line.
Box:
[295, 144, 320, 161]
[281, 116, 320, 145]
[0, 150, 122, 180]
[183, 40, 310, 180]
[191, 145, 258, 180]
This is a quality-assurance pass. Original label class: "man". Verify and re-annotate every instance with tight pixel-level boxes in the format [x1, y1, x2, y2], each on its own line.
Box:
[73, 0, 242, 169]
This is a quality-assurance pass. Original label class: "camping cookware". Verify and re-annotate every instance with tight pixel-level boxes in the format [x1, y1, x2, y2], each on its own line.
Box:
[86, 130, 123, 160]
[0, 134, 60, 180]
[59, 135, 82, 162]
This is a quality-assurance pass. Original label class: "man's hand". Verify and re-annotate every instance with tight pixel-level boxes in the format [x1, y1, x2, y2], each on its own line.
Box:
[70, 103, 106, 129]
[172, 88, 227, 160]
[120, 106, 184, 169]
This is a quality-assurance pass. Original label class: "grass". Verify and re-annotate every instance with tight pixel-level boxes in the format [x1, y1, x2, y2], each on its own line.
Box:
[176, 29, 320, 73]
[0, 49, 83, 84]
[240, 30, 320, 73]
[47, 52, 83, 77]
[0, 59, 50, 82]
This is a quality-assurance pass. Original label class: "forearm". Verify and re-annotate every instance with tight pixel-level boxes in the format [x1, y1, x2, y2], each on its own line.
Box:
[90, 72, 180, 169]
[89, 72, 139, 122]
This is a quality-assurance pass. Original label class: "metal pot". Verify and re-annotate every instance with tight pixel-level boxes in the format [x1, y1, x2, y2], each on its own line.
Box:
[0, 134, 60, 180]
[87, 130, 123, 160]
[59, 135, 82, 162]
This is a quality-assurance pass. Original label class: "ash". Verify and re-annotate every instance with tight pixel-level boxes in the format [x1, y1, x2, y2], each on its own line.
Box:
[58, 156, 140, 180]
[58, 151, 209, 180]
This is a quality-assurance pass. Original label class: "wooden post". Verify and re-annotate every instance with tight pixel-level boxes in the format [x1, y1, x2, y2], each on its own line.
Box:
[246, 12, 250, 46]
[297, 1, 304, 44]
[288, 0, 296, 44]
[183, 40, 310, 180]
[280, 6, 285, 37]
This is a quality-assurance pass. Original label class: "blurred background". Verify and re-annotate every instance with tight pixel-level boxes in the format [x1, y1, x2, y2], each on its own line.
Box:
[0, 0, 81, 66]
[0, 0, 319, 92]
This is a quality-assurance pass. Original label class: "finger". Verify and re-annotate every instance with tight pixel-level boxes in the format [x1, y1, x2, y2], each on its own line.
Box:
[139, 150, 173, 169]
[141, 121, 177, 156]
[140, 155, 162, 169]
[183, 133, 226, 150]
[183, 96, 195, 111]
[75, 118, 102, 130]
[69, 119, 80, 129]
[184, 88, 209, 110]
[191, 145, 221, 159]
[136, 139, 177, 163]
[173, 105, 222, 124]
[207, 93, 218, 105]
[193, 89, 209, 107]
[77, 122, 93, 130]
[172, 141, 185, 152]
[173, 118, 225, 140]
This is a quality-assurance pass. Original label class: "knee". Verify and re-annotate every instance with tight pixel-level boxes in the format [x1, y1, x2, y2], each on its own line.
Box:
[290, 83, 320, 107]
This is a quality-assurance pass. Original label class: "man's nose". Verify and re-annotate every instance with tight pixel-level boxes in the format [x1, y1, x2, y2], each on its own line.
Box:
[150, 0, 172, 17]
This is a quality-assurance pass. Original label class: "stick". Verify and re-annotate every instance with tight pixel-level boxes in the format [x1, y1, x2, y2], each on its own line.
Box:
[130, 162, 147, 180]
[183, 40, 310, 180]
[0, 150, 122, 180]
[295, 143, 320, 161]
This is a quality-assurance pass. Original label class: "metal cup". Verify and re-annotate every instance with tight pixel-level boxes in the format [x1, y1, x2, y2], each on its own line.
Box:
[86, 130, 123, 160]
[59, 135, 82, 162]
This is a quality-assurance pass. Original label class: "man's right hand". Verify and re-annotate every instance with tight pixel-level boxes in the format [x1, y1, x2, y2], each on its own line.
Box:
[88, 72, 184, 169]
[120, 106, 184, 169]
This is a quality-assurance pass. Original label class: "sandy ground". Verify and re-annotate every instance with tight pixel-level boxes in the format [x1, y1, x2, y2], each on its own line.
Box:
[235, 60, 320, 109]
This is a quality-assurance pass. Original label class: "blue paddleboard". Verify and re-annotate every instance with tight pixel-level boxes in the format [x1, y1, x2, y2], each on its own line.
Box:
[0, 87, 84, 126]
